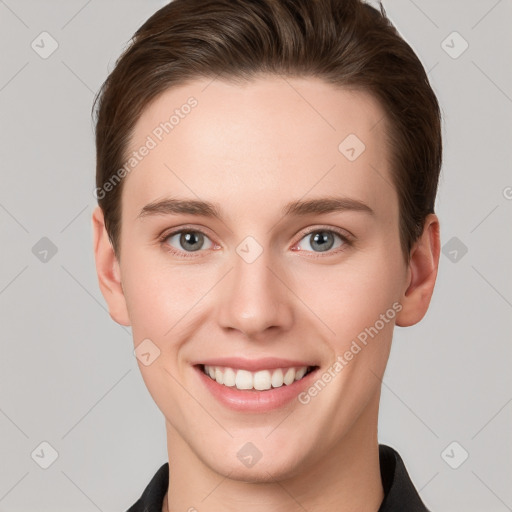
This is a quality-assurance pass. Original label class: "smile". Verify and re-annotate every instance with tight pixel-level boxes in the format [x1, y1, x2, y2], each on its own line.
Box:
[201, 364, 317, 391]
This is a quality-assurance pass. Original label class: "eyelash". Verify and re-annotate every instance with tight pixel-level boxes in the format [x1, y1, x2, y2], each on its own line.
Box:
[157, 225, 353, 259]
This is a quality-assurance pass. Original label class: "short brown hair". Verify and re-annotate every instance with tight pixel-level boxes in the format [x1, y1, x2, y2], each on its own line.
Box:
[93, 0, 442, 263]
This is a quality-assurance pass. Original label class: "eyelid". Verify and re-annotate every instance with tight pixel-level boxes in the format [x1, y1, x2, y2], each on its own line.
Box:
[158, 224, 215, 242]
[293, 224, 354, 245]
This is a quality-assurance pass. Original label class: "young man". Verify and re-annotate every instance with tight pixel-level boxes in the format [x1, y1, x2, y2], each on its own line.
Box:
[91, 0, 442, 510]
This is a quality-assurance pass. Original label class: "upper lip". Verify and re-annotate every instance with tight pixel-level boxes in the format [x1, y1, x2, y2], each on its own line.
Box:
[193, 357, 318, 372]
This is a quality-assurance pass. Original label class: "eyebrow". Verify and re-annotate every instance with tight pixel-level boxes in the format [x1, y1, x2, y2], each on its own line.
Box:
[137, 195, 375, 220]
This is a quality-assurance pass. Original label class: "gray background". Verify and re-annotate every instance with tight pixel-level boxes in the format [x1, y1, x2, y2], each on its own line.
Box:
[1, 0, 511, 510]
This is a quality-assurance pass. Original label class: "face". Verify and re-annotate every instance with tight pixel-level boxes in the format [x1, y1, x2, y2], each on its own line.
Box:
[101, 76, 414, 481]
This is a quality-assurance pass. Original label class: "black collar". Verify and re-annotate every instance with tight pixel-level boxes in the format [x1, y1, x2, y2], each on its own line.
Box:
[126, 444, 430, 511]
[377, 444, 431, 511]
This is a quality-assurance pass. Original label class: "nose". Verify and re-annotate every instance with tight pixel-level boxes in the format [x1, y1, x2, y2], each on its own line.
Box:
[216, 245, 294, 340]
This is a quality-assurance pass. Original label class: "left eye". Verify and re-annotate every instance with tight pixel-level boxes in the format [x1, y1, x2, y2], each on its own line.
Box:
[295, 229, 348, 253]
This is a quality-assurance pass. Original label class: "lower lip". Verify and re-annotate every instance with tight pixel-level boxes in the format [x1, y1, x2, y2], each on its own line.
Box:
[194, 365, 319, 413]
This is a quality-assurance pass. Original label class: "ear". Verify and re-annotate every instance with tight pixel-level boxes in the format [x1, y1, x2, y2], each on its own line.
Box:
[395, 213, 440, 327]
[91, 206, 131, 326]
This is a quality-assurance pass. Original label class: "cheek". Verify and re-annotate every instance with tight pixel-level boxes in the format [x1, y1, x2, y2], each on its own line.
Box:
[299, 261, 403, 387]
[121, 249, 189, 322]
[298, 256, 402, 343]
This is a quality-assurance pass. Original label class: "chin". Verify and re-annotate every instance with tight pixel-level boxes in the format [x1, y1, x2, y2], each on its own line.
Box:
[204, 444, 309, 483]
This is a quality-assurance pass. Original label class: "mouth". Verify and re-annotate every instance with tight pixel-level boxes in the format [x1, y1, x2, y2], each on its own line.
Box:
[197, 364, 319, 392]
[191, 356, 321, 412]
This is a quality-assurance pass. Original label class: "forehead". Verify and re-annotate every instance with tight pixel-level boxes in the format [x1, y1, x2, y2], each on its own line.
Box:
[122, 75, 396, 225]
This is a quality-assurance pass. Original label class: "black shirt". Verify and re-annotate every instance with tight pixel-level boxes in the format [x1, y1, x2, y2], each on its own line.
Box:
[126, 444, 431, 511]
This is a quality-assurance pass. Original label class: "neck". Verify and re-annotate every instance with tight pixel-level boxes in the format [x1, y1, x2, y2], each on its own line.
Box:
[163, 395, 384, 512]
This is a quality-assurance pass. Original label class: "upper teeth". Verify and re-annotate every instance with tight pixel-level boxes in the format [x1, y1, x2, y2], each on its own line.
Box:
[203, 365, 310, 390]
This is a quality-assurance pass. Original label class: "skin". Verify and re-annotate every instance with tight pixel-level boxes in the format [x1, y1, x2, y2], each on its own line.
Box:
[92, 76, 440, 512]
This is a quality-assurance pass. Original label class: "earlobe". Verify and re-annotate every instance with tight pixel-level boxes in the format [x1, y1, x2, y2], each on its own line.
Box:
[91, 206, 131, 326]
[395, 213, 440, 327]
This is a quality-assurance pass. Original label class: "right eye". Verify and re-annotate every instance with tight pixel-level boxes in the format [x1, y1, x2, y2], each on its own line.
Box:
[159, 228, 217, 258]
